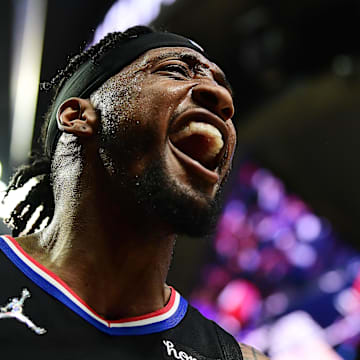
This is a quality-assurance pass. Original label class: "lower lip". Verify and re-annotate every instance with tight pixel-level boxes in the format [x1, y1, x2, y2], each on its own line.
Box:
[168, 141, 220, 184]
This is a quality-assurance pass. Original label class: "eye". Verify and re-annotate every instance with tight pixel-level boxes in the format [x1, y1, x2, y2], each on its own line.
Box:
[156, 63, 191, 79]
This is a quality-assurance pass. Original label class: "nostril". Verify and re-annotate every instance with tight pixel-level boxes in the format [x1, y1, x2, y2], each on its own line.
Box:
[192, 86, 234, 120]
[221, 107, 233, 120]
[196, 90, 219, 107]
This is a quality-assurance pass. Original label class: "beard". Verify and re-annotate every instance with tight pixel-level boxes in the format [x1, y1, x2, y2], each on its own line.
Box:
[129, 158, 224, 237]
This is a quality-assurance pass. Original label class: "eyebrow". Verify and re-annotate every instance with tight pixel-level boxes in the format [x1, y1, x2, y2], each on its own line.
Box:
[147, 50, 234, 97]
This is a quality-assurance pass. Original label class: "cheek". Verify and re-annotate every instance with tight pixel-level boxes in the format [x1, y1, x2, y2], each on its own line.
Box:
[90, 73, 193, 177]
[134, 80, 192, 134]
[91, 71, 144, 141]
[121, 82, 194, 175]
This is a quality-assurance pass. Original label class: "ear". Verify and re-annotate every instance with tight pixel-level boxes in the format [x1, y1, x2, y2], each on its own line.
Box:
[56, 97, 99, 138]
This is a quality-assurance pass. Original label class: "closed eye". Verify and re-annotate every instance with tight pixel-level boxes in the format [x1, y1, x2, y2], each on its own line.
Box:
[156, 63, 191, 79]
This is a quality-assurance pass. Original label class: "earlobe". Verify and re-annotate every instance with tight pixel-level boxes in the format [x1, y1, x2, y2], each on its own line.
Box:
[56, 97, 99, 138]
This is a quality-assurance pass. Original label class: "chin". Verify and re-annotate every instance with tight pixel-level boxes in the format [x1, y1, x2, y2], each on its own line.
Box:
[131, 159, 223, 237]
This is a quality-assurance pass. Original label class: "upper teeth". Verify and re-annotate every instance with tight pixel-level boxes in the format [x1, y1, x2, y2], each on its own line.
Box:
[171, 122, 224, 160]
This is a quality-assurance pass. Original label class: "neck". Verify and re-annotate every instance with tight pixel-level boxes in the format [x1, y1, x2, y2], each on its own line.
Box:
[19, 149, 175, 319]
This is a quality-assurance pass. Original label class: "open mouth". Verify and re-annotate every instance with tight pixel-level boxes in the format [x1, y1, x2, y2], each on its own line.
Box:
[169, 121, 224, 171]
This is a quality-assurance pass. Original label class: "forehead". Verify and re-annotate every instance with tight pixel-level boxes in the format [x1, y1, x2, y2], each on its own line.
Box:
[132, 46, 232, 94]
[141, 47, 218, 68]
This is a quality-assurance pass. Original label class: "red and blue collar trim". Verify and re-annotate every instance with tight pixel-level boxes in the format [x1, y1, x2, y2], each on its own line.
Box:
[0, 235, 188, 335]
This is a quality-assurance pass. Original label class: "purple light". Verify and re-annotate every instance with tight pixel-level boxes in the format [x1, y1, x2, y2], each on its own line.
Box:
[334, 288, 360, 315]
[251, 168, 285, 212]
[257, 177, 285, 212]
[215, 201, 250, 256]
[237, 248, 261, 272]
[278, 196, 308, 224]
[318, 270, 345, 293]
[189, 298, 217, 321]
[220, 200, 247, 234]
[273, 228, 296, 251]
[224, 200, 246, 215]
[287, 243, 317, 268]
[265, 292, 289, 316]
[259, 248, 289, 278]
[347, 260, 360, 279]
[215, 235, 237, 257]
[295, 214, 322, 242]
[190, 161, 356, 354]
[326, 312, 360, 349]
[91, 0, 177, 45]
[251, 168, 272, 189]
[255, 216, 283, 241]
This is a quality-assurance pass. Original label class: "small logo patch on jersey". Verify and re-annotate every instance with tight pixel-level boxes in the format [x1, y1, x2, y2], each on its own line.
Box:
[163, 340, 198, 360]
[162, 339, 220, 360]
[0, 288, 46, 335]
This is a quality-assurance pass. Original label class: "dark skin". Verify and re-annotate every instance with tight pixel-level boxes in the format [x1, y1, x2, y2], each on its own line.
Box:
[16, 47, 236, 320]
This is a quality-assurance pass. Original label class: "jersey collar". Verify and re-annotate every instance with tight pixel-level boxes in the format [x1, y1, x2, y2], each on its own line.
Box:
[0, 235, 188, 335]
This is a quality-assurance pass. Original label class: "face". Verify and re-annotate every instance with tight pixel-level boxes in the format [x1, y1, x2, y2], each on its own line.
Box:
[91, 47, 236, 236]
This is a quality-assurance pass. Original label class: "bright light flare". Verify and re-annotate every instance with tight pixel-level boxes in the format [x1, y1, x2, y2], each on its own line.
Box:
[10, 0, 47, 165]
[0, 178, 38, 220]
[91, 0, 177, 45]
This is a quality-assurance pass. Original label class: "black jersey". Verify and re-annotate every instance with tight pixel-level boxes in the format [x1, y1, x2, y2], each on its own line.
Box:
[0, 235, 244, 360]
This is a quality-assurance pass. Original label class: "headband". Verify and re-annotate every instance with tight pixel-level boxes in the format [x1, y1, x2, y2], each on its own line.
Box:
[45, 31, 207, 157]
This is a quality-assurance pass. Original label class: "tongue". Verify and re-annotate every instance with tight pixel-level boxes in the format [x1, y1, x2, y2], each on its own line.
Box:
[170, 122, 224, 168]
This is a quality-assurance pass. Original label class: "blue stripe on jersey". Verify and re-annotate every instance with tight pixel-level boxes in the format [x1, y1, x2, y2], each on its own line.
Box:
[0, 236, 188, 335]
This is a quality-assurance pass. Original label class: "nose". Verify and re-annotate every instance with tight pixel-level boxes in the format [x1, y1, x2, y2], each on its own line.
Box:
[191, 83, 234, 120]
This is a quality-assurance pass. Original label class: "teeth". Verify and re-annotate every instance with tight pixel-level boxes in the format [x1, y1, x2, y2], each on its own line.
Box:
[171, 122, 224, 160]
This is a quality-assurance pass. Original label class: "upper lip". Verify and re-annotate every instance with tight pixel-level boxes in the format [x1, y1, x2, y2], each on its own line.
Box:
[168, 108, 229, 171]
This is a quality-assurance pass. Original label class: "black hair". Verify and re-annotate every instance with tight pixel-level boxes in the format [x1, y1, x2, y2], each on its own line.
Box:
[3, 25, 154, 237]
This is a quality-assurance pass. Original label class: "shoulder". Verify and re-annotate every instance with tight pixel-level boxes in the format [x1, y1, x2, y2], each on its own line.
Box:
[239, 343, 270, 360]
[186, 305, 269, 359]
[212, 321, 269, 359]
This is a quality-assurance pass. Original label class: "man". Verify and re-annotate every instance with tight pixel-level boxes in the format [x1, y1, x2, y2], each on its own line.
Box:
[0, 26, 268, 359]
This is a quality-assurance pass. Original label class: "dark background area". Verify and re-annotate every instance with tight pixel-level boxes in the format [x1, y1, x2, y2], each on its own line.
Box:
[1, 0, 360, 296]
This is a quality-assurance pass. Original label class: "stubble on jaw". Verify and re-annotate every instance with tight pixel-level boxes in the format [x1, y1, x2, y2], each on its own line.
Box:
[130, 157, 224, 237]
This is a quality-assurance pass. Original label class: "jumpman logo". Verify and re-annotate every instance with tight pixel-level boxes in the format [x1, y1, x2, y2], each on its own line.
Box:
[0, 288, 46, 335]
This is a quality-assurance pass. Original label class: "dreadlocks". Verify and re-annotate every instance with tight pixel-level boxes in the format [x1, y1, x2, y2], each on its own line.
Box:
[3, 25, 154, 237]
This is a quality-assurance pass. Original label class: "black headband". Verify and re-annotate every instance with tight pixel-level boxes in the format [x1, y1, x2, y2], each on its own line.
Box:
[45, 31, 207, 157]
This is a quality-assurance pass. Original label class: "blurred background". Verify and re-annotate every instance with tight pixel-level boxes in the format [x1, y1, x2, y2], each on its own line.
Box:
[1, 0, 360, 358]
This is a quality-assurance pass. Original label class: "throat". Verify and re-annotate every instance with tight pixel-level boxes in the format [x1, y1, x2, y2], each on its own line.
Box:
[22, 222, 175, 320]
[94, 285, 172, 320]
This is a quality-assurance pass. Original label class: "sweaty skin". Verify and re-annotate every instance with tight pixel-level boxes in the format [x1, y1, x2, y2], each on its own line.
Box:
[17, 47, 236, 320]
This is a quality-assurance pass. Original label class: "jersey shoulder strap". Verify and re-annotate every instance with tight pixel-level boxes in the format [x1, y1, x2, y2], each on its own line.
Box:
[170, 305, 243, 359]
[212, 322, 243, 360]
[214, 321, 269, 360]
